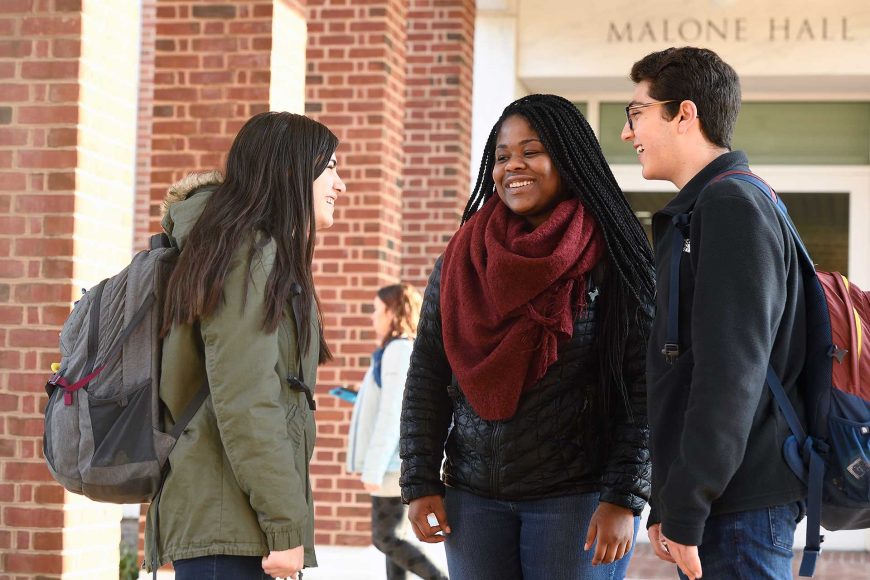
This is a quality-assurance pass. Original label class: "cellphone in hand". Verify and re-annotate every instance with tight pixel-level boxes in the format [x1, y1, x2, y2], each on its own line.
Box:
[328, 386, 357, 403]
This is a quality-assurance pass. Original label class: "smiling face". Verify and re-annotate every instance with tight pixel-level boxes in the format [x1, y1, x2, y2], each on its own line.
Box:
[620, 81, 682, 184]
[312, 154, 345, 230]
[492, 115, 567, 229]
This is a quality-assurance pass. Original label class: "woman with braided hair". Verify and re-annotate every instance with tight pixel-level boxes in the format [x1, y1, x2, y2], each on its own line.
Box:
[399, 94, 654, 580]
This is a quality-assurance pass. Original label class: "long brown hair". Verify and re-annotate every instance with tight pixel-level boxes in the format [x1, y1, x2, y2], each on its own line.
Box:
[376, 283, 422, 348]
[163, 112, 337, 363]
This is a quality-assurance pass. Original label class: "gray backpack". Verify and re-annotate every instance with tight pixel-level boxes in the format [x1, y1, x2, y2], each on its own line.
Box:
[43, 234, 208, 503]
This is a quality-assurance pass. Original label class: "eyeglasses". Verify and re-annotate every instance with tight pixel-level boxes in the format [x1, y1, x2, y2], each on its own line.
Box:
[624, 100, 678, 131]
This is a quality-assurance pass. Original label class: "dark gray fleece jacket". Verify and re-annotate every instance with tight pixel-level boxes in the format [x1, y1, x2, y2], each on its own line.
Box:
[647, 151, 807, 545]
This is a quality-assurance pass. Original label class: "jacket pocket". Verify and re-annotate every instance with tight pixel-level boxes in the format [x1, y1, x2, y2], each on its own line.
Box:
[827, 413, 870, 503]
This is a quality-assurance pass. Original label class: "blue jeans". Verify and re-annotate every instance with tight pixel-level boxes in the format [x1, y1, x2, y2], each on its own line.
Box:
[444, 487, 640, 580]
[676, 502, 803, 580]
[173, 555, 271, 580]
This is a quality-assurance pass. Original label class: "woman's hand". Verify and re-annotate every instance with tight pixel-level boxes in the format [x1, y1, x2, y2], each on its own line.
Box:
[363, 482, 380, 492]
[408, 495, 451, 543]
[261, 546, 304, 579]
[584, 501, 635, 565]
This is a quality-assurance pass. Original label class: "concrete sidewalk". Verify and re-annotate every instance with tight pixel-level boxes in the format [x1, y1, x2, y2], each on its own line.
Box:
[141, 543, 870, 579]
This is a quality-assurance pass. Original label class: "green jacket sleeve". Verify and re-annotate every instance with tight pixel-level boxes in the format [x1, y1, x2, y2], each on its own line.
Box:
[199, 240, 307, 551]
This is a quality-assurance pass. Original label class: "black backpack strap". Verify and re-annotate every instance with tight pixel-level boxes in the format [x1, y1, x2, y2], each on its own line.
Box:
[288, 282, 316, 410]
[766, 365, 826, 577]
[662, 213, 690, 364]
[168, 379, 210, 440]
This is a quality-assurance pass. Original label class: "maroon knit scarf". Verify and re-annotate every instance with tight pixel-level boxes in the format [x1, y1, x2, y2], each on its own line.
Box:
[441, 195, 604, 421]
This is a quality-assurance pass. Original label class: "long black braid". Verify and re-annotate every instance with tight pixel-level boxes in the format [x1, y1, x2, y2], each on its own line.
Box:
[462, 94, 655, 416]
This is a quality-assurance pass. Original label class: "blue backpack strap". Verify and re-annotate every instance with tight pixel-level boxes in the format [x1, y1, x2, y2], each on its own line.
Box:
[800, 445, 827, 577]
[663, 213, 690, 364]
[714, 170, 824, 577]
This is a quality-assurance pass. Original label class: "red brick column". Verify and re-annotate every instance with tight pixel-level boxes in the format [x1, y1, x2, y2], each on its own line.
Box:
[134, 0, 157, 251]
[0, 3, 80, 577]
[402, 0, 475, 289]
[305, 0, 408, 545]
[0, 0, 142, 577]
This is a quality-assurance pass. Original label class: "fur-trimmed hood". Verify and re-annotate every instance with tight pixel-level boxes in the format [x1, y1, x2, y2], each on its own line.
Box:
[160, 170, 223, 250]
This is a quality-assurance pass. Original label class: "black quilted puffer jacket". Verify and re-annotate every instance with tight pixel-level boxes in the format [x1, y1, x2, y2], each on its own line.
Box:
[399, 257, 651, 514]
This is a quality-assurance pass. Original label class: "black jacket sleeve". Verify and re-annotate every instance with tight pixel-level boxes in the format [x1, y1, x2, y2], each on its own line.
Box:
[599, 298, 653, 515]
[399, 258, 454, 503]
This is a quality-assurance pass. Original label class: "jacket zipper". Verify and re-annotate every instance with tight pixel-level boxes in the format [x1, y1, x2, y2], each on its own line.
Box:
[347, 386, 363, 470]
[489, 422, 502, 497]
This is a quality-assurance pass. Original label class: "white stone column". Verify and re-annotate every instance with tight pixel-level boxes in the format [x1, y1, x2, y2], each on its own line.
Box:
[270, 0, 307, 114]
[470, 0, 524, 190]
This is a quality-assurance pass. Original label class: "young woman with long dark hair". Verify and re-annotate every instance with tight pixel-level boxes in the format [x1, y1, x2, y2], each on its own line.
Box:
[400, 94, 655, 580]
[144, 111, 345, 580]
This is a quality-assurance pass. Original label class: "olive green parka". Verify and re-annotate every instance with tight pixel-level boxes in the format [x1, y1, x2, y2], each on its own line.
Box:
[145, 174, 319, 570]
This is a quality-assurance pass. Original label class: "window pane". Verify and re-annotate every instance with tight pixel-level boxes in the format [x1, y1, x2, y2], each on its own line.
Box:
[600, 103, 636, 163]
[624, 191, 849, 275]
[734, 103, 870, 165]
[599, 102, 870, 166]
[778, 192, 849, 274]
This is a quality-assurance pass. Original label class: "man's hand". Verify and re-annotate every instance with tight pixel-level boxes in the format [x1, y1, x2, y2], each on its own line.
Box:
[408, 495, 451, 543]
[261, 546, 304, 579]
[662, 534, 703, 579]
[647, 524, 675, 563]
[584, 502, 635, 565]
[362, 482, 380, 492]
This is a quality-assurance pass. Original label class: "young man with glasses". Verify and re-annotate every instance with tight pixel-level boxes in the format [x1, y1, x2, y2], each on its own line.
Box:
[622, 47, 807, 580]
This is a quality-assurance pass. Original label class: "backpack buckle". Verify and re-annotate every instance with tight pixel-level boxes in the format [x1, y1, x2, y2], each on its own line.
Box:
[661, 343, 680, 364]
[828, 345, 848, 364]
[287, 375, 317, 411]
[46, 374, 74, 405]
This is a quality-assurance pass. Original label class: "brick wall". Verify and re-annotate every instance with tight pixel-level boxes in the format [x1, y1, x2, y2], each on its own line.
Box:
[305, 0, 409, 545]
[0, 0, 142, 577]
[134, 0, 157, 252]
[147, 0, 297, 235]
[305, 0, 475, 545]
[402, 0, 475, 288]
[0, 2, 81, 577]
